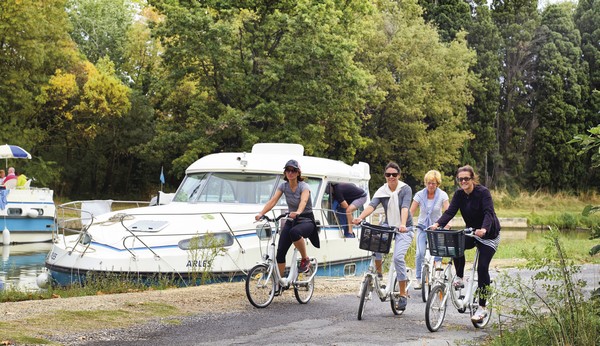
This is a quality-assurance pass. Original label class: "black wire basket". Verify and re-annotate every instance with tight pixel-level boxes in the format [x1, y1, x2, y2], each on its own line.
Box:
[359, 223, 396, 253]
[426, 228, 465, 258]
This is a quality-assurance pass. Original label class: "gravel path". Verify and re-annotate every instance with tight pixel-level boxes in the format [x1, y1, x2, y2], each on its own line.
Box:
[0, 276, 362, 345]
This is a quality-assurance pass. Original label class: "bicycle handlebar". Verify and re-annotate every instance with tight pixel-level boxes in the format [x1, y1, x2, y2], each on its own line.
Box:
[429, 227, 475, 236]
[360, 221, 414, 233]
[257, 212, 290, 223]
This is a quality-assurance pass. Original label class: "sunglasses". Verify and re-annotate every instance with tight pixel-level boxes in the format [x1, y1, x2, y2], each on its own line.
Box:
[285, 168, 298, 173]
[384, 172, 399, 178]
[457, 177, 472, 183]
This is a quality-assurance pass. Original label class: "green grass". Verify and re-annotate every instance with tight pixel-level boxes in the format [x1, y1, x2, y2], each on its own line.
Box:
[493, 190, 600, 228]
[493, 230, 599, 264]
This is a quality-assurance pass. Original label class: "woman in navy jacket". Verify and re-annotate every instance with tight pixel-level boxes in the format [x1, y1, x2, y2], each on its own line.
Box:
[430, 165, 500, 323]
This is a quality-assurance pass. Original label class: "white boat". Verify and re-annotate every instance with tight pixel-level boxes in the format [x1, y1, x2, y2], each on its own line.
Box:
[0, 187, 55, 244]
[45, 143, 372, 286]
[0, 144, 55, 244]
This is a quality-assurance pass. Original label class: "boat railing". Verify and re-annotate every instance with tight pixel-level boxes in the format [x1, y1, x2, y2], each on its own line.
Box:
[55, 200, 151, 236]
[54, 201, 352, 258]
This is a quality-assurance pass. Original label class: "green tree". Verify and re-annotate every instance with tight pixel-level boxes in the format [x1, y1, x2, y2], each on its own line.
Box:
[574, 0, 600, 149]
[417, 0, 473, 42]
[355, 0, 475, 189]
[66, 0, 135, 69]
[0, 0, 78, 188]
[463, 2, 503, 187]
[527, 3, 589, 190]
[491, 0, 540, 189]
[147, 0, 375, 176]
[37, 59, 132, 196]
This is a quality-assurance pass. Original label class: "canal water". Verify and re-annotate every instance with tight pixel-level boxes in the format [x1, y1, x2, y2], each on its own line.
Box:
[0, 228, 592, 291]
[0, 242, 52, 291]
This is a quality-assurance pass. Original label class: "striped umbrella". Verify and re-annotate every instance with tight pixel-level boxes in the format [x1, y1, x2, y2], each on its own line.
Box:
[0, 144, 31, 159]
[0, 144, 31, 170]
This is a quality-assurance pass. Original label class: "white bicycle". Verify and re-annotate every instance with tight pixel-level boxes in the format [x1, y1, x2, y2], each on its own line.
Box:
[424, 228, 493, 332]
[357, 221, 413, 320]
[245, 213, 318, 308]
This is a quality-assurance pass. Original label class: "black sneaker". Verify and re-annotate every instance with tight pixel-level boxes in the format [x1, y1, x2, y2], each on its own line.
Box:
[299, 257, 311, 273]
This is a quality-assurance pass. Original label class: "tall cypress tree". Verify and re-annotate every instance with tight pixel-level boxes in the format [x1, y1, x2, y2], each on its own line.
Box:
[491, 0, 540, 189]
[464, 2, 503, 187]
[575, 0, 600, 128]
[417, 0, 472, 42]
[527, 3, 589, 190]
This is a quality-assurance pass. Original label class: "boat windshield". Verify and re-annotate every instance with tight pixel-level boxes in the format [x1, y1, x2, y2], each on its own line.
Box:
[173, 173, 281, 204]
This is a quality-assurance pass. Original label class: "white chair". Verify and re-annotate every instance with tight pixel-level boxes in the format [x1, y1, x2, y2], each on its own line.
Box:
[3, 179, 17, 189]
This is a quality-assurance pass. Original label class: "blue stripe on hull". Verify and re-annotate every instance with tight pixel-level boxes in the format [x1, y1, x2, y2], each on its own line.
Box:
[1, 218, 55, 232]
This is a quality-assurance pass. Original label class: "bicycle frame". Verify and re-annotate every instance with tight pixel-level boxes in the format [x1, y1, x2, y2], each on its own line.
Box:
[425, 228, 493, 331]
[365, 252, 400, 301]
[245, 213, 318, 308]
[357, 223, 413, 320]
[437, 249, 479, 312]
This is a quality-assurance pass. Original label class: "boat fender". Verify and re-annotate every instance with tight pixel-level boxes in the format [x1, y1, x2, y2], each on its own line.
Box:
[27, 209, 39, 218]
[2, 228, 10, 245]
[36, 272, 50, 289]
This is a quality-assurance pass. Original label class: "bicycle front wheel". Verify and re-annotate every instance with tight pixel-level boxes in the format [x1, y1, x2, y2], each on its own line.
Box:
[425, 284, 448, 332]
[294, 273, 315, 304]
[245, 264, 275, 308]
[357, 275, 373, 320]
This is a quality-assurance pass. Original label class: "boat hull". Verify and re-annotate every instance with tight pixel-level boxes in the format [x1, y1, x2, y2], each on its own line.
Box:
[0, 188, 55, 244]
[45, 224, 370, 287]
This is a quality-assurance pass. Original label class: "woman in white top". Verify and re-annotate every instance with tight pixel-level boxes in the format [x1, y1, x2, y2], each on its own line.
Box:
[410, 170, 449, 289]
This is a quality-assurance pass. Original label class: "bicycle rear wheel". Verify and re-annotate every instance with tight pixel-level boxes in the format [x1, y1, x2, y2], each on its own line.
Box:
[421, 264, 430, 302]
[294, 271, 315, 304]
[425, 284, 448, 332]
[357, 275, 373, 320]
[245, 264, 275, 308]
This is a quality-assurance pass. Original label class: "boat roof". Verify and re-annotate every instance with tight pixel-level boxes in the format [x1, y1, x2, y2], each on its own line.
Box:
[186, 143, 370, 182]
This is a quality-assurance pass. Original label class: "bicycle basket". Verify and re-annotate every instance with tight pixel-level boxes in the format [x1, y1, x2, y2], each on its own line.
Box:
[359, 224, 395, 253]
[426, 229, 465, 258]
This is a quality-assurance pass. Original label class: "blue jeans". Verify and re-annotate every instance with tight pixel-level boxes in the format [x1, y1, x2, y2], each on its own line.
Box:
[415, 227, 441, 280]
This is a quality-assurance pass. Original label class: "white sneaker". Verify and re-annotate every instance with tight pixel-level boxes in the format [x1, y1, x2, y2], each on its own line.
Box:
[452, 276, 464, 289]
[414, 281, 422, 289]
[471, 307, 488, 322]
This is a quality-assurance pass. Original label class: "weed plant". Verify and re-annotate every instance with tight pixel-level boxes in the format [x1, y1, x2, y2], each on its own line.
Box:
[490, 228, 600, 346]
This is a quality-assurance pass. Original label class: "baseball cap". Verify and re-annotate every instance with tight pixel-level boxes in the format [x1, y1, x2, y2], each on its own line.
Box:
[284, 159, 300, 170]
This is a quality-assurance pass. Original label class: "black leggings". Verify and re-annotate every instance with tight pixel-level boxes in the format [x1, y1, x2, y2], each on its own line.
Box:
[276, 220, 315, 264]
[453, 237, 495, 307]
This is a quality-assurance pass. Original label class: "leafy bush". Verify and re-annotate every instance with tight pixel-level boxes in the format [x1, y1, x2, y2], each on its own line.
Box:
[490, 228, 600, 346]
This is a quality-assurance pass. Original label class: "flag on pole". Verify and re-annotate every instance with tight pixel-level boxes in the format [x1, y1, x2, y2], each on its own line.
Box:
[160, 166, 165, 184]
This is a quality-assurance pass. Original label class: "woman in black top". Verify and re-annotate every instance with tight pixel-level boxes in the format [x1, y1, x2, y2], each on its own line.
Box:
[430, 165, 500, 323]
[328, 182, 368, 237]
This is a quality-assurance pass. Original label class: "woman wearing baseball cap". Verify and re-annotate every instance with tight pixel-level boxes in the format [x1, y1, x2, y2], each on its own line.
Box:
[256, 159, 319, 275]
